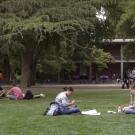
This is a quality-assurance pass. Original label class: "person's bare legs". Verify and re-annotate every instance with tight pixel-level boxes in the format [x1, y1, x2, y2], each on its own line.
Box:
[33, 93, 45, 99]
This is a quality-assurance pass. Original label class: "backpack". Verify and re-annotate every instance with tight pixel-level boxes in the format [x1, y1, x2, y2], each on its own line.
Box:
[43, 102, 61, 116]
[23, 90, 33, 100]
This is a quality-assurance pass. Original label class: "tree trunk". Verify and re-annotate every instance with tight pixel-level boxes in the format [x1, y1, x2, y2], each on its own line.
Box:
[29, 59, 37, 85]
[57, 72, 61, 83]
[3, 55, 10, 83]
[89, 63, 92, 82]
[20, 52, 36, 88]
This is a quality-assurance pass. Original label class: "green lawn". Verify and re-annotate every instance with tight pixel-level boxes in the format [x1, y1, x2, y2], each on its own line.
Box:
[0, 90, 135, 135]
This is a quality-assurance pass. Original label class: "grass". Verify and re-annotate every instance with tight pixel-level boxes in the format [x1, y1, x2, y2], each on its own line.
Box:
[0, 90, 135, 135]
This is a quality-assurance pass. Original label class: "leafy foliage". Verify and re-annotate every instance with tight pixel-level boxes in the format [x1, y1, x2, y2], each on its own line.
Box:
[115, 0, 135, 60]
[0, 0, 113, 85]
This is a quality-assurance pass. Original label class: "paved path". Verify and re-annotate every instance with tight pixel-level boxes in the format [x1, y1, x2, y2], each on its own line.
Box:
[31, 83, 125, 92]
[32, 83, 121, 88]
[2, 83, 127, 92]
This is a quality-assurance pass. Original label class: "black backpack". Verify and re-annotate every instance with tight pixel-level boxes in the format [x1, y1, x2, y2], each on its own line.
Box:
[24, 90, 33, 100]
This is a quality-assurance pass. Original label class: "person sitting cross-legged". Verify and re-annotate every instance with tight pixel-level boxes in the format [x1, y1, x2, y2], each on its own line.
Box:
[119, 85, 135, 114]
[55, 87, 81, 115]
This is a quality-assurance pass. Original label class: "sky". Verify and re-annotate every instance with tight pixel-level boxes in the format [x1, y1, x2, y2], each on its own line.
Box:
[96, 7, 106, 21]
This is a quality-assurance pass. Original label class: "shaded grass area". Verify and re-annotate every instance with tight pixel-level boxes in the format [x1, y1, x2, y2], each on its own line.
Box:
[0, 90, 135, 135]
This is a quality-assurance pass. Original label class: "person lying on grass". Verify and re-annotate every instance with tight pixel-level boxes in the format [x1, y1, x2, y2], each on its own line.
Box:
[55, 87, 81, 115]
[23, 89, 45, 100]
[118, 85, 135, 114]
[6, 84, 24, 100]
[5, 84, 45, 100]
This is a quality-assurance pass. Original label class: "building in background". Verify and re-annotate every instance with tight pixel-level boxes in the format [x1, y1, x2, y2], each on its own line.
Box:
[101, 39, 135, 81]
[37, 39, 135, 83]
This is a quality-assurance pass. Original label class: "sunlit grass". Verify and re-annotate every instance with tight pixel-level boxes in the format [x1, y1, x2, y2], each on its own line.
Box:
[0, 90, 135, 135]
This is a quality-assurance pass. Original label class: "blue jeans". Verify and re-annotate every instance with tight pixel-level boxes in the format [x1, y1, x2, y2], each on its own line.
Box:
[124, 109, 135, 114]
[60, 107, 81, 115]
[7, 95, 17, 100]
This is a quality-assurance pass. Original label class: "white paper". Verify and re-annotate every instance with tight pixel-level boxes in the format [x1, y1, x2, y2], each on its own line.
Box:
[81, 109, 101, 116]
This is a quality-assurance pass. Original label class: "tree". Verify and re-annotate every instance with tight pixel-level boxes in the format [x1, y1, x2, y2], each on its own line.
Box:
[0, 14, 22, 82]
[0, 0, 113, 87]
[0, 13, 81, 87]
[115, 0, 135, 60]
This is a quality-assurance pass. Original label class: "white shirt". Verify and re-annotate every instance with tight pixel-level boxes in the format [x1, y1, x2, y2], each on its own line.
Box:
[131, 94, 135, 106]
[55, 92, 69, 108]
[132, 69, 135, 77]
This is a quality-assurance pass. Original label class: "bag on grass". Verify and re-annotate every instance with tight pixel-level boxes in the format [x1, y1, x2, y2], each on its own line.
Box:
[23, 90, 33, 100]
[43, 102, 61, 116]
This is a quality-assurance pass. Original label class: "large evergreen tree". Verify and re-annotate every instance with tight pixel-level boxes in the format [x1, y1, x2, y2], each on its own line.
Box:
[0, 0, 113, 87]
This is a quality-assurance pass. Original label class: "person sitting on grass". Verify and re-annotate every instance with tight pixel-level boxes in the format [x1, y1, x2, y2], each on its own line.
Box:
[119, 85, 135, 114]
[55, 87, 81, 115]
[6, 84, 24, 100]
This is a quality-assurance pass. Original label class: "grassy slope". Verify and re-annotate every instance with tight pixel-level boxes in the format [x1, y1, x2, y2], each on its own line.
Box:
[0, 90, 135, 135]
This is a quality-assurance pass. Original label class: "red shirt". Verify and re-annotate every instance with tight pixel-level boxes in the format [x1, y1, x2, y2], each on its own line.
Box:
[0, 73, 4, 80]
[9, 86, 23, 99]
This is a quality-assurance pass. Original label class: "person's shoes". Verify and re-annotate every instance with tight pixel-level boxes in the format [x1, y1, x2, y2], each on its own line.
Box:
[40, 93, 45, 97]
